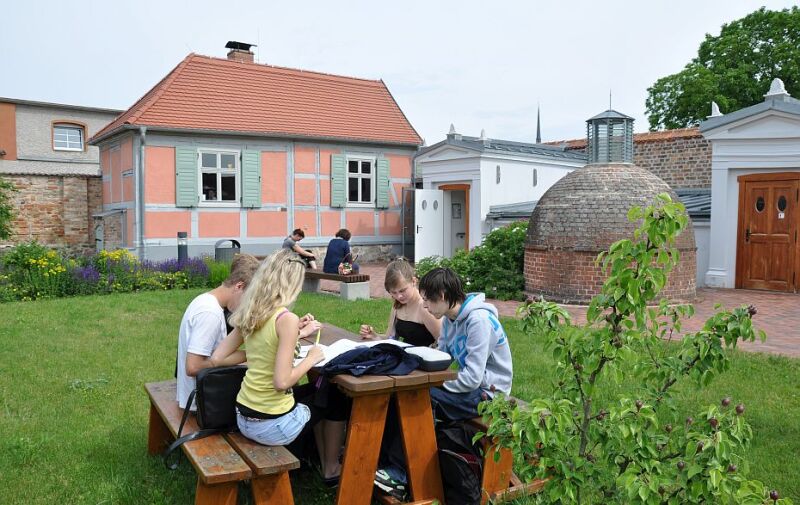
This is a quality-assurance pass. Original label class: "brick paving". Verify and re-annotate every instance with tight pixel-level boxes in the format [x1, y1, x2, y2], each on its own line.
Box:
[321, 263, 800, 358]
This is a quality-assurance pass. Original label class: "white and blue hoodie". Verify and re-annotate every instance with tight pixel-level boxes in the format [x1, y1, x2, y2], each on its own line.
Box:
[437, 293, 513, 396]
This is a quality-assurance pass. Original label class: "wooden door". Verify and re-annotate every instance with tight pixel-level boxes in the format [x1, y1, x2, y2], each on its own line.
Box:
[736, 173, 800, 292]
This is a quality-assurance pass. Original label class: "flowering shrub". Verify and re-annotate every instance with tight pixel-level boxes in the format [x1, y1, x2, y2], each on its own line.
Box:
[479, 195, 792, 504]
[415, 221, 527, 300]
[0, 242, 218, 302]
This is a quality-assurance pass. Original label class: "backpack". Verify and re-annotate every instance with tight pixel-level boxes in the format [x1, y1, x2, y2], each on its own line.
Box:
[163, 365, 247, 468]
[436, 421, 483, 505]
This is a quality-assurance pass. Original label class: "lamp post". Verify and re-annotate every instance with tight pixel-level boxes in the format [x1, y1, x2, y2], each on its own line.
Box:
[177, 231, 188, 263]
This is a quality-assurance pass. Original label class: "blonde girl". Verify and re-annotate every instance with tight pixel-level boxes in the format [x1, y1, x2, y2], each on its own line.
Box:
[211, 249, 323, 448]
[359, 258, 441, 346]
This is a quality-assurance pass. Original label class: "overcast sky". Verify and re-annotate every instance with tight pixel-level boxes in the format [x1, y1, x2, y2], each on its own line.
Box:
[2, 1, 796, 144]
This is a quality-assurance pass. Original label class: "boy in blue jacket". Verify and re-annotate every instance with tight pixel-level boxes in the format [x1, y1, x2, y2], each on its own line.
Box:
[418, 267, 513, 420]
[374, 267, 513, 498]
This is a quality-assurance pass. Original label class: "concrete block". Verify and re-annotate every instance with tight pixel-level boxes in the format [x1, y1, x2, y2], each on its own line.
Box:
[340, 281, 370, 301]
[303, 278, 321, 293]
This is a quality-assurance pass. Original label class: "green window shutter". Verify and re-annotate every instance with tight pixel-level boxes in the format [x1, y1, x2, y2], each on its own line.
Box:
[241, 150, 261, 208]
[376, 157, 390, 209]
[175, 147, 198, 207]
[331, 154, 346, 208]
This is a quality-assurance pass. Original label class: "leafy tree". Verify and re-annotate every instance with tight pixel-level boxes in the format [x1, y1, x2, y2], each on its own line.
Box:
[480, 195, 792, 504]
[645, 7, 800, 130]
[0, 177, 16, 240]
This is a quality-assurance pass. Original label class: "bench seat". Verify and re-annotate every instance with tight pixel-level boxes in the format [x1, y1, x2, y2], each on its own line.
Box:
[145, 380, 299, 505]
[303, 269, 371, 300]
[467, 396, 547, 505]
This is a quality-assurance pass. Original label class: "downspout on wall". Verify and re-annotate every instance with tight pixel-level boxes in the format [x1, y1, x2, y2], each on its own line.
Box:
[136, 126, 146, 258]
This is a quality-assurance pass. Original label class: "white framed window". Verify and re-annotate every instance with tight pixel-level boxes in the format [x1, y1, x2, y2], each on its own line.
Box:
[198, 149, 240, 204]
[347, 156, 375, 206]
[53, 124, 84, 151]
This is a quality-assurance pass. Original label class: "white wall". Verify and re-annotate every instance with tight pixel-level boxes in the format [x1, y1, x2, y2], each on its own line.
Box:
[478, 156, 579, 238]
[692, 219, 710, 287]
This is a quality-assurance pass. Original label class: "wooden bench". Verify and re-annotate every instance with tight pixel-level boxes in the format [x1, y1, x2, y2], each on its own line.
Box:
[303, 269, 371, 301]
[145, 380, 300, 505]
[467, 398, 548, 505]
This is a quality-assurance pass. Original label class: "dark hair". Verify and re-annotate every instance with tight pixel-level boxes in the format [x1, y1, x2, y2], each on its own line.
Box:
[292, 228, 305, 238]
[335, 228, 352, 241]
[418, 267, 465, 309]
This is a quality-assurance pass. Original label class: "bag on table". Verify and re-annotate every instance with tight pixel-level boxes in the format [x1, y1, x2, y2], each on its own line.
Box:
[163, 365, 247, 468]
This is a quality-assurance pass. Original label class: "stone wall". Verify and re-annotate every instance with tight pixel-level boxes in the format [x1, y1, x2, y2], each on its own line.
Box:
[525, 247, 697, 304]
[0, 175, 103, 254]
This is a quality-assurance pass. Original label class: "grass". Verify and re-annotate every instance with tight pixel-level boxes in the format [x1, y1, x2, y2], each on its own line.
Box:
[0, 289, 798, 504]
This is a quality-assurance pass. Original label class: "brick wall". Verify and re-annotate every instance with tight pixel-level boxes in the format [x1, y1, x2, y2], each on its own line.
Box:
[0, 175, 103, 254]
[563, 129, 712, 189]
[524, 247, 697, 304]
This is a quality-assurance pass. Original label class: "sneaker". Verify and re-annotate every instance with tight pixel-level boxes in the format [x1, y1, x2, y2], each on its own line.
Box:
[374, 468, 407, 501]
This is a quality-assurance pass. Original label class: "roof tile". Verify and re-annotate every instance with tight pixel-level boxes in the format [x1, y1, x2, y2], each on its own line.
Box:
[92, 54, 421, 146]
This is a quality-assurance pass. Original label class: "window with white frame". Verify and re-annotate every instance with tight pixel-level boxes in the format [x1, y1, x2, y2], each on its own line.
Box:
[199, 150, 239, 203]
[347, 157, 375, 204]
[53, 124, 84, 151]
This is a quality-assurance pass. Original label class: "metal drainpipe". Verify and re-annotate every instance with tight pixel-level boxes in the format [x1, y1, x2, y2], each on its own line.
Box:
[137, 126, 147, 259]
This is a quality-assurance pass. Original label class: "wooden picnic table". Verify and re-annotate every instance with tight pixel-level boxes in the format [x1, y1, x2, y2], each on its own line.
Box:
[301, 324, 457, 505]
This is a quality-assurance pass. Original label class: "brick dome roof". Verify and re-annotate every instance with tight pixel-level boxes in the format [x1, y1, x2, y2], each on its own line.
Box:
[526, 163, 696, 252]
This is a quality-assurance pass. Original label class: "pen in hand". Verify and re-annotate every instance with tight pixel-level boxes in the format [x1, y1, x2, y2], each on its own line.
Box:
[315, 328, 321, 345]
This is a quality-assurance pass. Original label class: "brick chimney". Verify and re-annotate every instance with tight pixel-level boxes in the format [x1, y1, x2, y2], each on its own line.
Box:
[225, 41, 255, 63]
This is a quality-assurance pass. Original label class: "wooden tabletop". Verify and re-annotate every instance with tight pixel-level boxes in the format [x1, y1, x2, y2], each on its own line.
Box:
[301, 324, 457, 396]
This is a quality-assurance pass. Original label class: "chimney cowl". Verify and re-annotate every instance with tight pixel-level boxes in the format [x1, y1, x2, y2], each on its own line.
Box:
[225, 41, 256, 63]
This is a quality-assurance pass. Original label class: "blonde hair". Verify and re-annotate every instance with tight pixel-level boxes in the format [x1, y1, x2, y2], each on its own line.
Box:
[231, 249, 306, 337]
[384, 257, 416, 308]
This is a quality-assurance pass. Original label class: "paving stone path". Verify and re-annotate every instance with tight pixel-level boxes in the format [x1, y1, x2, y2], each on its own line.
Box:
[320, 263, 800, 358]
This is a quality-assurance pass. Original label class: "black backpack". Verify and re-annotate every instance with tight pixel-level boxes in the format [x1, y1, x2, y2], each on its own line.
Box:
[436, 421, 483, 505]
[163, 365, 247, 468]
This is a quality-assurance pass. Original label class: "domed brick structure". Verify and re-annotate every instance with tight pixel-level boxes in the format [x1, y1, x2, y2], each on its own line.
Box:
[524, 162, 697, 304]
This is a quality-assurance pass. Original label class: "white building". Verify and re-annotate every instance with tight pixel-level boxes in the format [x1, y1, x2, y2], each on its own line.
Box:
[701, 78, 800, 292]
[413, 126, 586, 259]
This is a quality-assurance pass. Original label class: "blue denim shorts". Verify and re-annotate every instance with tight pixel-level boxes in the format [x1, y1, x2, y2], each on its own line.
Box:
[236, 403, 311, 446]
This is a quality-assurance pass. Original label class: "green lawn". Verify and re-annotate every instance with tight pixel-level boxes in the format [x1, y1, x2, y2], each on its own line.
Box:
[0, 289, 798, 504]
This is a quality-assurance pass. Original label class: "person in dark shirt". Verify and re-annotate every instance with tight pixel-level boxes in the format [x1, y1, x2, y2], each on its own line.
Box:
[282, 229, 317, 269]
[323, 228, 359, 274]
[359, 257, 440, 347]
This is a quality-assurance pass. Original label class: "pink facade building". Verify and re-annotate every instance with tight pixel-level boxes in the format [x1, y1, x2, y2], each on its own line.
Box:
[90, 42, 421, 260]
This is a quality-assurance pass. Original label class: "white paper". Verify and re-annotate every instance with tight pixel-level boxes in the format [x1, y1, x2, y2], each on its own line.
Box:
[293, 338, 411, 367]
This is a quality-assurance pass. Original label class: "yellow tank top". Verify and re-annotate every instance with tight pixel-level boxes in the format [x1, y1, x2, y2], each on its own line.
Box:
[236, 308, 296, 415]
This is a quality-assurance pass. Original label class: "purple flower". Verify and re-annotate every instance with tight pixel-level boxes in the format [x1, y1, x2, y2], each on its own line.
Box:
[72, 265, 100, 284]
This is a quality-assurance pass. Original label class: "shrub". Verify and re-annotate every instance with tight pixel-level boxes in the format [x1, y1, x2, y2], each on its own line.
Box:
[415, 221, 527, 300]
[204, 257, 231, 288]
[0, 177, 16, 240]
[480, 195, 792, 504]
[0, 243, 215, 302]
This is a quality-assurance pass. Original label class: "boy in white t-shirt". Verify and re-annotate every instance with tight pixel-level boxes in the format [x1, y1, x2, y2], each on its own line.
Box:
[176, 254, 260, 410]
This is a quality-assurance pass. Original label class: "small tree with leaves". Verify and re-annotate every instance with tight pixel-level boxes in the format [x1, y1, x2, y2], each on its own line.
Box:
[0, 176, 16, 240]
[480, 194, 791, 504]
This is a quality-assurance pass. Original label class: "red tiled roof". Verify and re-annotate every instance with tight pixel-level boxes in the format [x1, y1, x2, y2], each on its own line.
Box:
[91, 54, 422, 146]
[545, 127, 702, 150]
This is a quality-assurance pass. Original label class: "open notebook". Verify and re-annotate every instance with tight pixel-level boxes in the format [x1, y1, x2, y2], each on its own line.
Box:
[294, 338, 411, 367]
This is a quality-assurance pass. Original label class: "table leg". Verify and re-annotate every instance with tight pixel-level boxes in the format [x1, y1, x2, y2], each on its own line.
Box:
[194, 479, 237, 505]
[251, 472, 294, 505]
[396, 389, 444, 503]
[335, 394, 390, 505]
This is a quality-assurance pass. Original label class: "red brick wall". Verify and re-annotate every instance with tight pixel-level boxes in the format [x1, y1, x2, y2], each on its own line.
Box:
[0, 175, 103, 254]
[525, 246, 697, 304]
[566, 133, 712, 189]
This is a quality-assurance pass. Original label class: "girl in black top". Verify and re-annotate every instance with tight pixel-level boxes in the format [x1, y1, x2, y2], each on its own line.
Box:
[359, 258, 441, 346]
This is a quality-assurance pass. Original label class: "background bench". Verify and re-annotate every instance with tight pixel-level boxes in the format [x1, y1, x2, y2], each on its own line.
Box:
[303, 270, 371, 300]
[145, 380, 299, 505]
